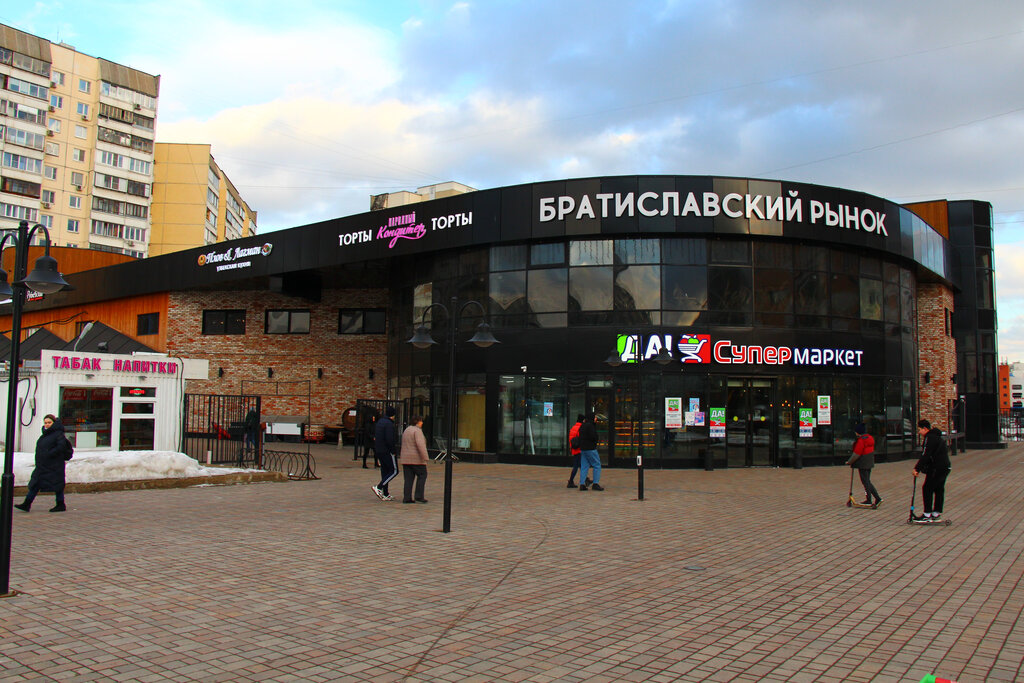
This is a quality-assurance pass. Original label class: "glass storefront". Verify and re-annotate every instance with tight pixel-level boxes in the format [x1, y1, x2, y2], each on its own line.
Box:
[390, 236, 921, 467]
[59, 384, 157, 450]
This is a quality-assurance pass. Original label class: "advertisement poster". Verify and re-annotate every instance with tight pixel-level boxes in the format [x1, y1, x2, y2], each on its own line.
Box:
[817, 395, 831, 425]
[543, 402, 554, 417]
[799, 407, 814, 437]
[694, 411, 706, 426]
[710, 407, 726, 438]
[665, 397, 683, 428]
[689, 397, 700, 413]
[685, 411, 695, 426]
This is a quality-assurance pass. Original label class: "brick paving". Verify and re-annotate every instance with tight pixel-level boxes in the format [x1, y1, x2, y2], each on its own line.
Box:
[2, 442, 1023, 682]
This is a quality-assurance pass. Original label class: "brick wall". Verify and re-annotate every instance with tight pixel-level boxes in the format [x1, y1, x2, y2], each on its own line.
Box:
[167, 288, 389, 424]
[916, 283, 957, 431]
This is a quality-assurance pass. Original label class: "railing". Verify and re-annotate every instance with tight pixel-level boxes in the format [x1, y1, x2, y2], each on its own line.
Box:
[1000, 410, 1024, 441]
[260, 449, 318, 480]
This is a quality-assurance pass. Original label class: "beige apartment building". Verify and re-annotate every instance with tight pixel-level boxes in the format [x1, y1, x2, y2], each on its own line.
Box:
[370, 181, 476, 210]
[1, 23, 158, 256]
[149, 143, 257, 257]
[1, 23, 255, 258]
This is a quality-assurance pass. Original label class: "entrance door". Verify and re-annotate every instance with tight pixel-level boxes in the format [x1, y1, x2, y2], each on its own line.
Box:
[725, 378, 776, 466]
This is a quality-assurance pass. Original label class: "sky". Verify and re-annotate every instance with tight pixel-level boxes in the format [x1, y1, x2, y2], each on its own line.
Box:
[3, 1, 1024, 357]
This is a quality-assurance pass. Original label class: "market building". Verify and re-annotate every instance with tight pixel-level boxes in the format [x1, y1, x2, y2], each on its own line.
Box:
[1, 175, 1000, 467]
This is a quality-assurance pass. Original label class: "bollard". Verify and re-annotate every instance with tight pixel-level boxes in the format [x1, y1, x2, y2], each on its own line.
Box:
[206, 450, 212, 465]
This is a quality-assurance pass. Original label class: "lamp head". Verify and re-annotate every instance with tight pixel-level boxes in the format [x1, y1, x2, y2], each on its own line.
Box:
[0, 268, 11, 299]
[604, 351, 624, 367]
[407, 324, 438, 349]
[653, 347, 675, 365]
[468, 322, 499, 348]
[21, 254, 69, 294]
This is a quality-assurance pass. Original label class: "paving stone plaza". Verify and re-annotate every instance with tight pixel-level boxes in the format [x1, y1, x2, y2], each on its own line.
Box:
[2, 443, 1022, 682]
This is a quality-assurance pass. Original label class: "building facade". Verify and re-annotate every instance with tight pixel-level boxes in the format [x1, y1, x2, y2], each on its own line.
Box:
[1, 23, 159, 257]
[2, 175, 1001, 467]
[149, 143, 257, 256]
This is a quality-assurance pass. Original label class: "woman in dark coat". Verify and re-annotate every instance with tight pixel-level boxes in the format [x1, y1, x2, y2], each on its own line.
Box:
[15, 414, 72, 513]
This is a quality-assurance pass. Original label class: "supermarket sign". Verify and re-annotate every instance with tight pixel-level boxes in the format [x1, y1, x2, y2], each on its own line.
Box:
[615, 333, 864, 368]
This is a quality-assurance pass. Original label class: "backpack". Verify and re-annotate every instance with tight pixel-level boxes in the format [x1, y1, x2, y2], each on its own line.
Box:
[64, 436, 74, 461]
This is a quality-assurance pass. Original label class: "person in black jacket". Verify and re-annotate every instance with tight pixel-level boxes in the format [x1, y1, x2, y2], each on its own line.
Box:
[914, 419, 951, 521]
[15, 414, 72, 513]
[372, 406, 398, 501]
[577, 412, 604, 491]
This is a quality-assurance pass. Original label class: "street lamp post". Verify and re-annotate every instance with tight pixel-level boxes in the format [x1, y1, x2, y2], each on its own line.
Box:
[407, 296, 498, 533]
[1, 220, 70, 598]
[605, 339, 674, 501]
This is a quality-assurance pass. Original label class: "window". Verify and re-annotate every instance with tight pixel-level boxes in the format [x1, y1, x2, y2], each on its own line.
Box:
[60, 386, 112, 448]
[39, 214, 52, 228]
[74, 125, 87, 139]
[338, 309, 387, 334]
[44, 165, 57, 180]
[78, 79, 91, 94]
[265, 309, 310, 334]
[70, 171, 84, 186]
[67, 219, 79, 232]
[51, 71, 64, 85]
[202, 309, 246, 335]
[48, 118, 61, 133]
[76, 102, 89, 118]
[72, 148, 86, 162]
[50, 94, 62, 109]
[44, 142, 59, 156]
[69, 195, 81, 209]
[41, 189, 55, 203]
[2, 152, 43, 173]
[137, 312, 159, 336]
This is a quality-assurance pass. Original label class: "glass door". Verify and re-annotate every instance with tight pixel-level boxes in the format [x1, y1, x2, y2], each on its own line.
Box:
[586, 388, 612, 463]
[725, 378, 777, 466]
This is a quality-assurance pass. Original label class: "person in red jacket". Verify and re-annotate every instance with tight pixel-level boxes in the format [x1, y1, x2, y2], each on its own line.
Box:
[846, 422, 882, 508]
[566, 414, 586, 488]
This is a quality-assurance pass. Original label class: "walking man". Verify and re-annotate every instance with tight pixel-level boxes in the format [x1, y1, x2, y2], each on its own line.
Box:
[577, 412, 604, 491]
[914, 419, 951, 521]
[372, 406, 398, 501]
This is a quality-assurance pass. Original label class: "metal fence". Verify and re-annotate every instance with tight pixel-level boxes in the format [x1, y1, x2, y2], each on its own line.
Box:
[182, 394, 263, 467]
[1000, 410, 1024, 441]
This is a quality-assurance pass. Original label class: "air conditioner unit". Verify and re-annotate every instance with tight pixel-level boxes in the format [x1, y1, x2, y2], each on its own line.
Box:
[133, 104, 141, 110]
[75, 184, 83, 191]
[50, 81, 57, 87]
[42, 202, 51, 209]
[46, 129, 54, 137]
[81, 114, 89, 121]
[48, 105, 55, 112]
[126, 240, 135, 247]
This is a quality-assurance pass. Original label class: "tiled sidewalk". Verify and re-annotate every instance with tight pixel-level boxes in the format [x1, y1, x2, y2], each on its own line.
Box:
[2, 442, 1022, 682]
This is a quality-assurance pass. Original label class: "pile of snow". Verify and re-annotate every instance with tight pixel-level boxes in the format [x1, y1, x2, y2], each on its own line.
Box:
[12, 450, 254, 485]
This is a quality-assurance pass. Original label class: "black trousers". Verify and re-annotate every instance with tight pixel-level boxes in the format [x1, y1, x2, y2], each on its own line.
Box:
[403, 464, 427, 501]
[858, 468, 881, 503]
[24, 480, 64, 505]
[922, 469, 950, 513]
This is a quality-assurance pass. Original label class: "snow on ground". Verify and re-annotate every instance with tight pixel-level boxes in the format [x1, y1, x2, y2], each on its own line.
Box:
[12, 450, 254, 485]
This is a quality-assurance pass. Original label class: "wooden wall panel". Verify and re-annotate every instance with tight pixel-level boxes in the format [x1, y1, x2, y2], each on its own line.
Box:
[0, 292, 169, 352]
[904, 200, 949, 238]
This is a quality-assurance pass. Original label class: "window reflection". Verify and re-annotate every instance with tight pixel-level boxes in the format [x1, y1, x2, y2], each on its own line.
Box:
[569, 267, 613, 310]
[528, 268, 567, 312]
[663, 266, 707, 310]
[615, 265, 660, 310]
[570, 240, 613, 266]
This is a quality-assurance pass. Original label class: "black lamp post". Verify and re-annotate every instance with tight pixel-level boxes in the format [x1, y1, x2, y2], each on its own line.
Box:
[605, 339, 674, 501]
[407, 296, 498, 533]
[1, 220, 70, 598]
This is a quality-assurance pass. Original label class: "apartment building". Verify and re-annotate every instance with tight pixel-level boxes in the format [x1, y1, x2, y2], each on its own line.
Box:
[370, 181, 475, 210]
[1, 23, 158, 257]
[148, 143, 257, 257]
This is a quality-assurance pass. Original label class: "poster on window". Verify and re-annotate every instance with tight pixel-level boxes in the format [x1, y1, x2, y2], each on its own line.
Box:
[689, 397, 700, 413]
[799, 407, 814, 437]
[817, 395, 831, 425]
[665, 397, 682, 428]
[543, 402, 553, 417]
[710, 407, 726, 438]
[693, 411, 705, 426]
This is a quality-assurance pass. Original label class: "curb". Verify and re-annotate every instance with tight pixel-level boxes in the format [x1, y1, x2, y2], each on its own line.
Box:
[13, 470, 290, 495]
